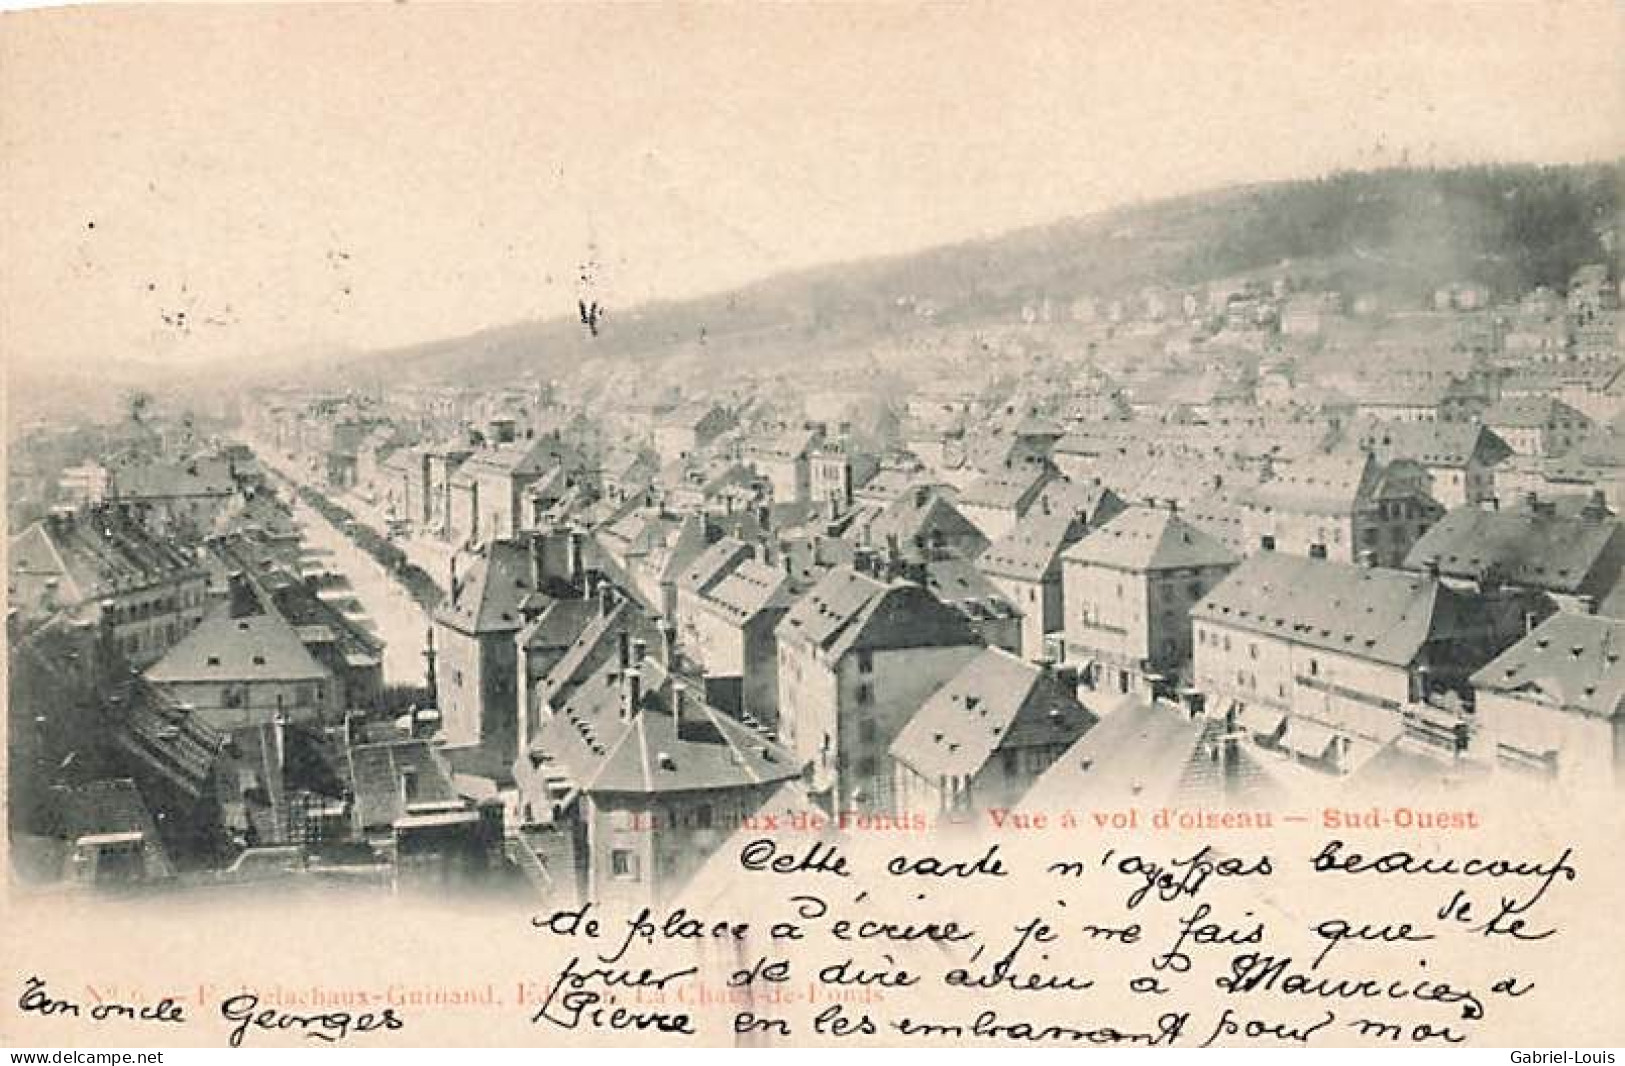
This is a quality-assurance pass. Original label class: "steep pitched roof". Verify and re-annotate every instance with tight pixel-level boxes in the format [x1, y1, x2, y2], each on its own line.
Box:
[1471, 611, 1625, 719]
[855, 464, 929, 504]
[1241, 451, 1377, 516]
[433, 539, 539, 634]
[1484, 395, 1592, 430]
[48, 779, 174, 878]
[459, 436, 571, 480]
[1359, 420, 1512, 469]
[776, 566, 980, 658]
[1404, 506, 1623, 596]
[705, 554, 796, 622]
[518, 597, 600, 653]
[1063, 506, 1238, 573]
[9, 509, 201, 603]
[978, 510, 1089, 582]
[1193, 552, 1468, 667]
[347, 739, 459, 830]
[533, 657, 800, 796]
[1022, 698, 1279, 808]
[678, 539, 754, 595]
[864, 487, 989, 559]
[959, 463, 1055, 511]
[537, 599, 662, 711]
[114, 680, 225, 799]
[1180, 493, 1253, 555]
[922, 557, 1019, 620]
[146, 601, 329, 685]
[891, 648, 1096, 778]
[1035, 479, 1126, 525]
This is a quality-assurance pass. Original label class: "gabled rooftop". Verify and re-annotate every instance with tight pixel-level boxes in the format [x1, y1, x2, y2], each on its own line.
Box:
[1194, 552, 1471, 666]
[1405, 504, 1622, 596]
[531, 656, 800, 797]
[776, 566, 980, 658]
[891, 648, 1096, 779]
[1472, 611, 1625, 720]
[1063, 506, 1238, 573]
[146, 601, 330, 685]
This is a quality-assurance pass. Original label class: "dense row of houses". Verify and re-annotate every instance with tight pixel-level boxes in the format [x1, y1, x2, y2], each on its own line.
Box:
[13, 260, 1625, 906]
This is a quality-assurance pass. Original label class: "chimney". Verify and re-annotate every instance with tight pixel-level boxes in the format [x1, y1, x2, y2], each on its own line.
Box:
[272, 709, 287, 774]
[599, 581, 617, 618]
[659, 624, 677, 671]
[621, 669, 642, 720]
[566, 530, 584, 586]
[527, 533, 547, 591]
[226, 572, 259, 618]
[617, 629, 631, 670]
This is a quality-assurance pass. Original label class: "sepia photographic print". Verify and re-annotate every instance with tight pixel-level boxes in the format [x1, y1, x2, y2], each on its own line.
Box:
[2, 0, 1623, 1051]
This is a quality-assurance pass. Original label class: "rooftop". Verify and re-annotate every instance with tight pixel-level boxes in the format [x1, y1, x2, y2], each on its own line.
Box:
[891, 648, 1096, 778]
[1063, 505, 1238, 573]
[1472, 611, 1625, 720]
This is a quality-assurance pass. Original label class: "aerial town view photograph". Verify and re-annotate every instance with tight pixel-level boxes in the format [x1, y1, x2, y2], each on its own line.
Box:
[2, 2, 1622, 1052]
[6, 1, 1622, 908]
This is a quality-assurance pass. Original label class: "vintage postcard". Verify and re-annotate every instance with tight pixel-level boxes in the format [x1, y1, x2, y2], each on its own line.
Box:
[2, 0, 1623, 1052]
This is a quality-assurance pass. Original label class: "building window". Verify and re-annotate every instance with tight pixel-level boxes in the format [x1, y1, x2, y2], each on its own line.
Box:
[859, 718, 877, 743]
[610, 849, 638, 881]
[694, 805, 713, 830]
[1309, 659, 1320, 677]
[856, 683, 874, 706]
[1249, 643, 1258, 661]
[857, 649, 874, 675]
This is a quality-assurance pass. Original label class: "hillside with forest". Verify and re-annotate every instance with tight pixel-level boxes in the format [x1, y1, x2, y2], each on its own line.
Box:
[324, 162, 1621, 387]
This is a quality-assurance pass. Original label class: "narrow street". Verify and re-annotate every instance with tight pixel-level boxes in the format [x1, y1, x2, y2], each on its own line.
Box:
[290, 493, 432, 686]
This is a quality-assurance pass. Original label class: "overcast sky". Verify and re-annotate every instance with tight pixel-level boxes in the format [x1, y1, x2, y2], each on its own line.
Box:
[1, 1, 1619, 374]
